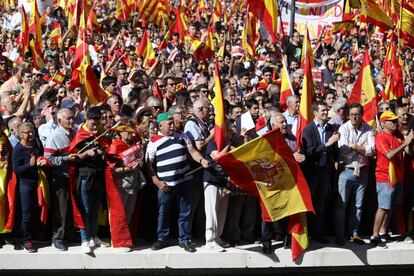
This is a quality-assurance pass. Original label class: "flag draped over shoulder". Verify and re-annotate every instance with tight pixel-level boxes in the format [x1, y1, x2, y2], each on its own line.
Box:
[211, 61, 226, 152]
[246, 0, 279, 43]
[216, 129, 314, 260]
[348, 50, 378, 126]
[360, 0, 394, 31]
[280, 61, 294, 110]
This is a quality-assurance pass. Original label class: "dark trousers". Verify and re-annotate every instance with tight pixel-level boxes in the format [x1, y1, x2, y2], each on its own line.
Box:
[261, 217, 288, 245]
[51, 176, 70, 241]
[157, 181, 192, 244]
[19, 181, 37, 243]
[225, 195, 257, 242]
[306, 166, 331, 237]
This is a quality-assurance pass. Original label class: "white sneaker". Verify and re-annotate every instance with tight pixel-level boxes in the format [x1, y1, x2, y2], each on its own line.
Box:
[204, 242, 225, 252]
[115, 247, 132, 253]
[404, 236, 414, 244]
[90, 237, 110, 247]
[81, 241, 91, 254]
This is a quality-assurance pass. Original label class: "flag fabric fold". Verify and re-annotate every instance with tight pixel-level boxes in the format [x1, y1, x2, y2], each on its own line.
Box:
[211, 61, 226, 152]
[216, 129, 314, 260]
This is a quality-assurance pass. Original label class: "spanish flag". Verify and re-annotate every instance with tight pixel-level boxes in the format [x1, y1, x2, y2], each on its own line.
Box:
[139, 0, 171, 29]
[37, 168, 49, 224]
[52, 71, 66, 85]
[193, 26, 215, 62]
[400, 2, 414, 48]
[279, 61, 294, 111]
[20, 6, 29, 57]
[300, 27, 314, 69]
[360, 0, 394, 31]
[158, 21, 174, 51]
[0, 134, 17, 234]
[29, 39, 45, 70]
[211, 60, 226, 152]
[49, 22, 62, 46]
[136, 30, 156, 69]
[335, 57, 350, 74]
[246, 0, 279, 43]
[331, 20, 355, 34]
[295, 31, 314, 151]
[383, 52, 404, 101]
[216, 129, 314, 260]
[116, 0, 130, 21]
[241, 9, 259, 57]
[29, 0, 43, 50]
[348, 50, 378, 126]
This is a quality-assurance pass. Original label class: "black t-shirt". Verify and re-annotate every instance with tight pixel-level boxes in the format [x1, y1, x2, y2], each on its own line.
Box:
[285, 43, 302, 64]
[203, 140, 225, 185]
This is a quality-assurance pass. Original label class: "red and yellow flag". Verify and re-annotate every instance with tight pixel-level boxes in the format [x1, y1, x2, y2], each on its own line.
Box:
[158, 21, 175, 51]
[212, 60, 226, 152]
[136, 30, 156, 69]
[246, 0, 279, 43]
[348, 50, 378, 126]
[138, 0, 171, 29]
[296, 34, 314, 151]
[29, 0, 43, 50]
[280, 61, 294, 111]
[332, 20, 355, 34]
[52, 71, 66, 85]
[116, 0, 131, 21]
[29, 39, 45, 70]
[193, 26, 215, 62]
[360, 0, 394, 31]
[335, 57, 350, 74]
[20, 6, 29, 56]
[49, 22, 62, 46]
[37, 168, 49, 224]
[383, 51, 404, 101]
[216, 129, 314, 260]
[400, 2, 414, 48]
[300, 27, 314, 69]
[241, 9, 259, 57]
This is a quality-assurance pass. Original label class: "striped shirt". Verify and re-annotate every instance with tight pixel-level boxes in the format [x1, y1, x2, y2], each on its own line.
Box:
[146, 133, 193, 186]
[44, 125, 74, 178]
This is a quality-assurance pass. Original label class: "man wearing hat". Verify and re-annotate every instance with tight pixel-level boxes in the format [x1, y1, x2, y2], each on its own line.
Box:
[146, 112, 209, 253]
[371, 110, 414, 246]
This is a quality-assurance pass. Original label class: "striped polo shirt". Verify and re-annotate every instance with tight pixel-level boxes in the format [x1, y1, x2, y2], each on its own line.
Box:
[146, 132, 193, 186]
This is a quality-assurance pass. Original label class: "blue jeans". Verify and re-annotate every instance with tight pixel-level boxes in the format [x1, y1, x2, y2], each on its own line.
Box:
[335, 167, 368, 238]
[157, 181, 192, 244]
[19, 182, 37, 242]
[78, 177, 103, 243]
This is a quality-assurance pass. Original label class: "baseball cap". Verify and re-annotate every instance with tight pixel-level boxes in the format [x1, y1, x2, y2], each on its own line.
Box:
[156, 112, 172, 123]
[380, 110, 398, 122]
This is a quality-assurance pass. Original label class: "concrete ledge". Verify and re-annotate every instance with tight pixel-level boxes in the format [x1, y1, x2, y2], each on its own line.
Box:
[1, 238, 414, 270]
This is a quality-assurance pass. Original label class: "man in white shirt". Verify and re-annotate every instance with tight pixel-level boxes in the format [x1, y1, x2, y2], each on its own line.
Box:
[282, 95, 300, 136]
[335, 103, 375, 246]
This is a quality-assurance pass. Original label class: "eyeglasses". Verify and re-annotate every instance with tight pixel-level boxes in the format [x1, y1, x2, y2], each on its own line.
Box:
[152, 106, 163, 110]
[173, 111, 186, 116]
[402, 103, 410, 107]
[167, 82, 176, 86]
[337, 79, 344, 82]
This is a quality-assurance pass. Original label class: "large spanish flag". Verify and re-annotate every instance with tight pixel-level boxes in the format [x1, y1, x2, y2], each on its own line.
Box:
[360, 0, 394, 31]
[216, 129, 314, 260]
[116, 0, 131, 21]
[247, 0, 279, 43]
[279, 60, 294, 111]
[383, 52, 404, 101]
[211, 60, 226, 152]
[28, 0, 43, 50]
[348, 50, 378, 126]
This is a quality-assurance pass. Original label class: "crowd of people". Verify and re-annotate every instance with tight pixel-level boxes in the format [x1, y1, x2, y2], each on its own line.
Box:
[0, 0, 414, 257]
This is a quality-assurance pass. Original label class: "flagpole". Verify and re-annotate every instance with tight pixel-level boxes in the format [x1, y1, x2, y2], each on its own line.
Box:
[289, 0, 296, 38]
[77, 121, 121, 154]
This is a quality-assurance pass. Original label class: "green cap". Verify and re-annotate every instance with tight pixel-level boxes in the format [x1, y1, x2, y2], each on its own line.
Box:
[156, 112, 171, 123]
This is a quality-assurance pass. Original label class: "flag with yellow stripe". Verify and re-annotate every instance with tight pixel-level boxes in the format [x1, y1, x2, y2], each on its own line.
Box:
[216, 129, 314, 260]
[360, 0, 394, 31]
[212, 60, 226, 152]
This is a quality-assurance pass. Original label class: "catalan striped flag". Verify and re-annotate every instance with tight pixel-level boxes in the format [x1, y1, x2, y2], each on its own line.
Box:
[279, 61, 294, 111]
[211, 60, 226, 152]
[295, 30, 314, 151]
[360, 0, 394, 31]
[138, 0, 171, 29]
[116, 0, 131, 21]
[348, 50, 378, 126]
[216, 129, 314, 261]
[136, 30, 156, 69]
[246, 0, 279, 43]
